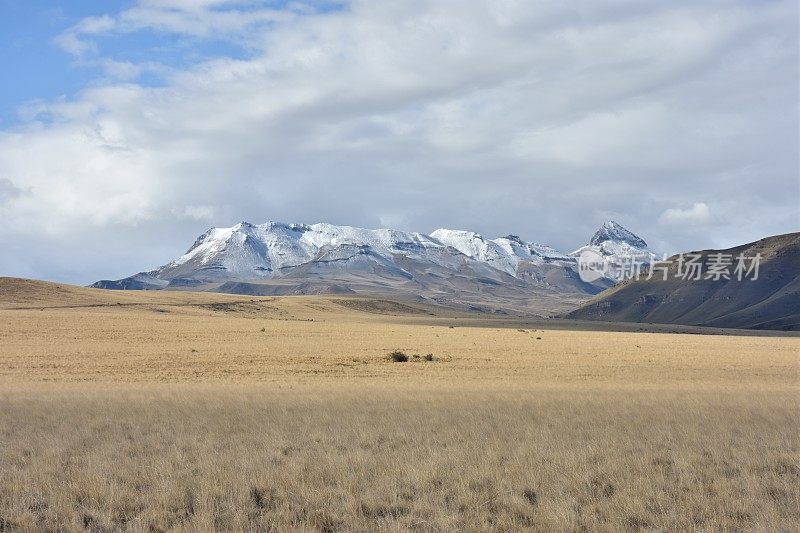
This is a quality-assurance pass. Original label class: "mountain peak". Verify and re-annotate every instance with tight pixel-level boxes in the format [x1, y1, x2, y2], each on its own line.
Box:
[589, 221, 647, 248]
[502, 234, 525, 244]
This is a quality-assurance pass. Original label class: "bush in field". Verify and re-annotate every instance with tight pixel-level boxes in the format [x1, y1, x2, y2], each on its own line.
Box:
[388, 351, 409, 363]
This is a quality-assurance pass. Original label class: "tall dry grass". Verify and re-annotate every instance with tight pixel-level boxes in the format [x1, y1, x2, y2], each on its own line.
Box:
[1, 281, 798, 531]
[1, 385, 797, 532]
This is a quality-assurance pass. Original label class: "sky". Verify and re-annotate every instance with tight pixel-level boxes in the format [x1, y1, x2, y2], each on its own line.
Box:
[0, 0, 797, 285]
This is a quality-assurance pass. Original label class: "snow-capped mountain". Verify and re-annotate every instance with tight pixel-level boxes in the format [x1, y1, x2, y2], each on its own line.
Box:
[91, 220, 648, 315]
[570, 221, 655, 267]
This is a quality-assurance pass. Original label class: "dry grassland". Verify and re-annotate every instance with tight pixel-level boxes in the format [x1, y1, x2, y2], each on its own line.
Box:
[0, 279, 798, 531]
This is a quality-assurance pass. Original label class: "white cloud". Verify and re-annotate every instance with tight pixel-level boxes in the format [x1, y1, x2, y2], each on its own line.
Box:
[98, 60, 143, 81]
[55, 0, 296, 57]
[512, 104, 671, 166]
[174, 204, 216, 220]
[658, 202, 711, 226]
[2, 0, 798, 283]
[54, 15, 116, 55]
[0, 178, 24, 204]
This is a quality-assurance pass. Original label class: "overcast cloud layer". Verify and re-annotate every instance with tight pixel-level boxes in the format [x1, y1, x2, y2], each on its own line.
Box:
[0, 0, 797, 284]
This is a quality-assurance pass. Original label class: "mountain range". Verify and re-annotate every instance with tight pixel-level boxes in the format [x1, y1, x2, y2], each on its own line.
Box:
[92, 220, 651, 316]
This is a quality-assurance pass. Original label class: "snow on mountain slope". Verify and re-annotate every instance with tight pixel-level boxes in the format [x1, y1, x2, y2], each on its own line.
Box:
[302, 224, 442, 254]
[170, 222, 310, 273]
[429, 229, 517, 274]
[569, 221, 656, 281]
[494, 235, 573, 264]
[589, 220, 648, 248]
[430, 230, 575, 276]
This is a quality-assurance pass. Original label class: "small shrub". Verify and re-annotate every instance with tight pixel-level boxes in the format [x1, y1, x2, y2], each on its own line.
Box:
[424, 353, 434, 362]
[591, 479, 616, 499]
[250, 487, 276, 511]
[388, 351, 409, 363]
[625, 516, 651, 529]
[522, 488, 538, 505]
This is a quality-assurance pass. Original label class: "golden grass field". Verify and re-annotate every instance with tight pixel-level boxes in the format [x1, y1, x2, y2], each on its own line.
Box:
[0, 278, 798, 531]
